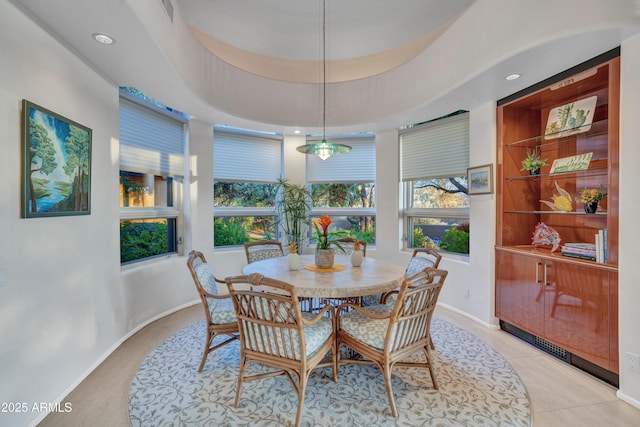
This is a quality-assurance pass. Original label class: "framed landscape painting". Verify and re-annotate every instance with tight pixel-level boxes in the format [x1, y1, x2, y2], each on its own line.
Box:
[21, 100, 92, 218]
[467, 163, 493, 195]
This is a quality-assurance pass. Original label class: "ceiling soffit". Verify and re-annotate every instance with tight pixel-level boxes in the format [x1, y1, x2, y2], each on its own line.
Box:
[188, 13, 462, 84]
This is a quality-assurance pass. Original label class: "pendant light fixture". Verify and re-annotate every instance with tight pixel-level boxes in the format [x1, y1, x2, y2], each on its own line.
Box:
[296, 0, 351, 160]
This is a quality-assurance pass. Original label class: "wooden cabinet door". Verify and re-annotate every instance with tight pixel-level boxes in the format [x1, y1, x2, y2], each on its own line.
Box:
[544, 260, 610, 369]
[496, 250, 545, 336]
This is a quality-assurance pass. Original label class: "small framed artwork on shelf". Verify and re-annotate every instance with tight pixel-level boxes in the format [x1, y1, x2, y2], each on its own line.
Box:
[467, 163, 493, 195]
[544, 95, 597, 140]
[549, 152, 593, 174]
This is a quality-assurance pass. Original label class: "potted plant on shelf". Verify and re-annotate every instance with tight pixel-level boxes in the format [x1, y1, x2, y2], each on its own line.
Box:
[275, 178, 312, 254]
[520, 147, 548, 175]
[577, 187, 607, 214]
[313, 215, 346, 269]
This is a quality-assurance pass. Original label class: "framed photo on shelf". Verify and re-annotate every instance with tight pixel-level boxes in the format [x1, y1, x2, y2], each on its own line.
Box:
[467, 163, 493, 195]
[21, 100, 92, 218]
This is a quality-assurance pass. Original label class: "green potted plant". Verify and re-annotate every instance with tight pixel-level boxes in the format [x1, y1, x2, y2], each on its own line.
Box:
[312, 215, 346, 268]
[520, 147, 548, 175]
[275, 178, 312, 254]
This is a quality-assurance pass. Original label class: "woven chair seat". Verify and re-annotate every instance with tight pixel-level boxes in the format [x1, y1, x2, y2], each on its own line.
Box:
[208, 298, 237, 324]
[241, 312, 333, 360]
[339, 308, 391, 350]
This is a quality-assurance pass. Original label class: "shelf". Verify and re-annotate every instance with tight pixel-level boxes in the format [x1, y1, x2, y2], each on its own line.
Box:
[496, 245, 618, 272]
[505, 119, 608, 148]
[505, 166, 608, 181]
[505, 210, 607, 216]
[497, 245, 617, 271]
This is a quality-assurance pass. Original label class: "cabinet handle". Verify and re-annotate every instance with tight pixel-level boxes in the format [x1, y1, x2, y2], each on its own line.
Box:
[535, 262, 542, 283]
[544, 263, 551, 286]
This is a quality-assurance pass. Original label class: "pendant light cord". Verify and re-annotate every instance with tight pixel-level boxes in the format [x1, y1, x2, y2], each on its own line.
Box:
[322, 0, 326, 140]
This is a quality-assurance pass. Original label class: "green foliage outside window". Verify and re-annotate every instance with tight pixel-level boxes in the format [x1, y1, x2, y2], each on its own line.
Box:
[120, 220, 169, 263]
[214, 217, 249, 246]
[213, 216, 275, 246]
[351, 225, 375, 243]
[214, 182, 277, 207]
[412, 227, 439, 250]
[439, 223, 470, 254]
[311, 183, 375, 208]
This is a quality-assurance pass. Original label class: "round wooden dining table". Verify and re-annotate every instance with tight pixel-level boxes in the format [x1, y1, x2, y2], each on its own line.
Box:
[241, 254, 406, 299]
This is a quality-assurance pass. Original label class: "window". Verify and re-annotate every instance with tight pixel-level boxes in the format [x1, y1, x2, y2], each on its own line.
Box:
[119, 88, 186, 264]
[400, 112, 470, 254]
[307, 135, 376, 244]
[213, 127, 282, 247]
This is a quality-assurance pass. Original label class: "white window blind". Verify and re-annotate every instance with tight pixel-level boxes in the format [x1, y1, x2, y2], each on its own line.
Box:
[213, 130, 282, 183]
[400, 112, 469, 181]
[119, 96, 185, 176]
[306, 136, 376, 183]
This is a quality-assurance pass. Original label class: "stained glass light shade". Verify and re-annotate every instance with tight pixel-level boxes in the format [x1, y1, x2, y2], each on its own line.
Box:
[296, 139, 351, 160]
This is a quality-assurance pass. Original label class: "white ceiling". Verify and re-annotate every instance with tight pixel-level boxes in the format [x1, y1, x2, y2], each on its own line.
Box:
[11, 0, 640, 136]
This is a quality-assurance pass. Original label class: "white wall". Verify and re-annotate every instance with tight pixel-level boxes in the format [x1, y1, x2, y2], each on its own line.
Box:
[0, 3, 122, 426]
[1, 2, 639, 426]
[0, 3, 201, 426]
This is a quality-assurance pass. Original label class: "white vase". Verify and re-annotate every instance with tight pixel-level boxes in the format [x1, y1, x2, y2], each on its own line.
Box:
[350, 249, 363, 267]
[287, 252, 300, 270]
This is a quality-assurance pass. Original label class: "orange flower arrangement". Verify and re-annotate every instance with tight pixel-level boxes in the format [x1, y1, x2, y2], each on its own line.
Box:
[313, 215, 345, 252]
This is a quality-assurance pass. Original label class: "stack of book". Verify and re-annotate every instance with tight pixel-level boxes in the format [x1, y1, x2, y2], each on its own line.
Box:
[561, 243, 597, 261]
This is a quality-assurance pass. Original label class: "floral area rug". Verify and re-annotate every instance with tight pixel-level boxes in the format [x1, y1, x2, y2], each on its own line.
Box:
[129, 317, 531, 426]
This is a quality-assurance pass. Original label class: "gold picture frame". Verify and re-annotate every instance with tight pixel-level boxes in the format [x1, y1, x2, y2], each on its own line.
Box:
[467, 163, 493, 195]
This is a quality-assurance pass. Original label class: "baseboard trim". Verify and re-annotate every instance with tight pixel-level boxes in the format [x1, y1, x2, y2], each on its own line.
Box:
[437, 302, 500, 330]
[617, 389, 640, 410]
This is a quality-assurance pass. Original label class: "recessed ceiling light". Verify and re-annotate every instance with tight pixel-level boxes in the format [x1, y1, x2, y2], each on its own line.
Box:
[92, 33, 116, 45]
[293, 129, 301, 134]
[505, 73, 521, 81]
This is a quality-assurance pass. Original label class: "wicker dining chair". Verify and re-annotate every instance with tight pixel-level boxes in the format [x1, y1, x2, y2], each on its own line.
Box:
[186, 250, 239, 372]
[362, 248, 442, 307]
[405, 248, 442, 278]
[243, 240, 284, 264]
[335, 237, 367, 256]
[336, 268, 447, 417]
[226, 273, 338, 427]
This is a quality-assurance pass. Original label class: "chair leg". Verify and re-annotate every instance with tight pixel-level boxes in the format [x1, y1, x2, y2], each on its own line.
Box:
[332, 342, 338, 383]
[294, 374, 308, 427]
[423, 346, 438, 389]
[198, 329, 215, 372]
[429, 336, 436, 350]
[381, 363, 397, 417]
[234, 355, 249, 408]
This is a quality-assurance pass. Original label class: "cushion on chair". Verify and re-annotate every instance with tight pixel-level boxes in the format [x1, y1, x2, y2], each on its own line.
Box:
[364, 303, 394, 315]
[194, 262, 219, 296]
[208, 297, 236, 325]
[406, 257, 435, 280]
[339, 308, 391, 350]
[361, 293, 382, 306]
[248, 248, 283, 263]
[193, 262, 236, 324]
[240, 312, 332, 360]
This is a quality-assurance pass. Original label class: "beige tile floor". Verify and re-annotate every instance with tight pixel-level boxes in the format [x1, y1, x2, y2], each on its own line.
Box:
[39, 305, 640, 427]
